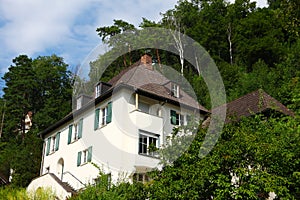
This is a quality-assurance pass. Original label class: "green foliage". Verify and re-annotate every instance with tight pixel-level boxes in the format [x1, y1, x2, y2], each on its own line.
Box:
[146, 115, 300, 199]
[0, 186, 56, 200]
[71, 166, 148, 200]
[88, 6, 300, 198]
[96, 19, 135, 43]
[71, 114, 300, 199]
[0, 54, 72, 187]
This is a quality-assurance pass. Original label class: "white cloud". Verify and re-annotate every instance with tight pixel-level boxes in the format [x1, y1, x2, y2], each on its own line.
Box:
[0, 0, 177, 73]
[0, 0, 93, 55]
[0, 0, 267, 76]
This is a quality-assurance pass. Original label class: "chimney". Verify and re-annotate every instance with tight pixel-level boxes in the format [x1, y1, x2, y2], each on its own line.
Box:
[140, 54, 153, 70]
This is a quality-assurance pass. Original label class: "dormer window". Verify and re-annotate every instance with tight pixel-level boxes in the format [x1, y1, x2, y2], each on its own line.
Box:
[75, 95, 92, 110]
[95, 82, 112, 99]
[95, 84, 101, 98]
[76, 96, 82, 110]
[171, 83, 179, 98]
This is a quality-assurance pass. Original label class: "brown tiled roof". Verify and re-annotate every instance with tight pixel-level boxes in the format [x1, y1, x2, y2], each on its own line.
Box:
[140, 83, 208, 112]
[40, 55, 209, 137]
[108, 60, 142, 86]
[214, 89, 294, 123]
[108, 55, 208, 112]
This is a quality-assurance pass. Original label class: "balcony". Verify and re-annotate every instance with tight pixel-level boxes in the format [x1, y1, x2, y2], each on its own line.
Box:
[129, 109, 163, 134]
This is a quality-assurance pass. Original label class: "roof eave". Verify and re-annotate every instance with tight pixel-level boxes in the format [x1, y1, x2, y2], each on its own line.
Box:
[39, 83, 209, 138]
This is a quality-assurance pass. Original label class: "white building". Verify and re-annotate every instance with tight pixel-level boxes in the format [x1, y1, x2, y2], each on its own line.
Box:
[27, 54, 209, 199]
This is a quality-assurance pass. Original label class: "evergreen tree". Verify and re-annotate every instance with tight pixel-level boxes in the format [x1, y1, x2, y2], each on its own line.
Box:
[0, 54, 72, 187]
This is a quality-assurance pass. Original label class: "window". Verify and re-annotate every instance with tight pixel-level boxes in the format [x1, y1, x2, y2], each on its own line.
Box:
[95, 84, 101, 98]
[138, 131, 159, 157]
[77, 146, 92, 166]
[45, 166, 50, 173]
[94, 173, 111, 189]
[68, 118, 83, 144]
[83, 149, 88, 163]
[171, 83, 179, 98]
[94, 102, 112, 130]
[133, 173, 150, 184]
[170, 110, 185, 125]
[101, 107, 107, 125]
[51, 136, 56, 152]
[138, 101, 150, 113]
[76, 96, 82, 110]
[46, 132, 60, 156]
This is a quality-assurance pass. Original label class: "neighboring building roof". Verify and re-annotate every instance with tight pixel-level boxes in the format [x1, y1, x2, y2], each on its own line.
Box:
[214, 89, 295, 123]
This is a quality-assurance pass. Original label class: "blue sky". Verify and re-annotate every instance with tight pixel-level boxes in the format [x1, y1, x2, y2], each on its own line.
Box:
[0, 0, 267, 93]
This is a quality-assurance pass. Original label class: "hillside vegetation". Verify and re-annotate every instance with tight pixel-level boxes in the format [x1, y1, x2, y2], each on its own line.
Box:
[0, 0, 299, 199]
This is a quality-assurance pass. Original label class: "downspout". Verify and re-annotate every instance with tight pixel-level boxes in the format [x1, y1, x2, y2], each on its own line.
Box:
[39, 136, 46, 176]
[160, 101, 166, 146]
[135, 93, 139, 110]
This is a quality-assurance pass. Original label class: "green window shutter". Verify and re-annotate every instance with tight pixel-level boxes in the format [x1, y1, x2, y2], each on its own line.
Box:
[170, 110, 177, 125]
[87, 146, 92, 162]
[68, 125, 73, 144]
[94, 108, 100, 130]
[46, 137, 51, 156]
[78, 118, 83, 139]
[55, 132, 60, 151]
[106, 102, 112, 124]
[77, 151, 82, 167]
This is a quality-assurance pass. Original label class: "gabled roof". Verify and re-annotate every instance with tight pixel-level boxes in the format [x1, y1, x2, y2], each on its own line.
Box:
[214, 89, 294, 123]
[39, 55, 208, 137]
[107, 54, 208, 112]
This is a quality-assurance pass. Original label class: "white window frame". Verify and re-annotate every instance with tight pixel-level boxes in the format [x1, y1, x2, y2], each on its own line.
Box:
[138, 131, 159, 157]
[179, 114, 185, 126]
[47, 132, 60, 155]
[101, 106, 108, 126]
[77, 146, 92, 166]
[83, 149, 88, 164]
[171, 110, 185, 126]
[76, 97, 82, 110]
[133, 173, 150, 184]
[51, 136, 56, 153]
[171, 83, 179, 98]
[95, 84, 101, 98]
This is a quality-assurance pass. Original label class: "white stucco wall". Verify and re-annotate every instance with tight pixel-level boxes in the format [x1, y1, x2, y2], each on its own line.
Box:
[27, 173, 72, 200]
[38, 87, 203, 191]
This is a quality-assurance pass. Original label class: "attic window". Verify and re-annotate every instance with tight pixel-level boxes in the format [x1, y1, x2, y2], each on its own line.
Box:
[76, 96, 82, 110]
[171, 83, 179, 98]
[95, 84, 101, 98]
